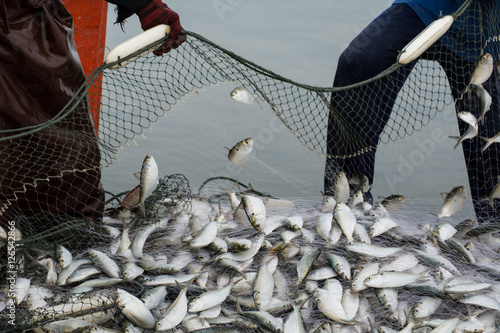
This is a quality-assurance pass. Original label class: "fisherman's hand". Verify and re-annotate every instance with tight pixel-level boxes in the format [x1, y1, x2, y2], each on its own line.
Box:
[136, 0, 185, 55]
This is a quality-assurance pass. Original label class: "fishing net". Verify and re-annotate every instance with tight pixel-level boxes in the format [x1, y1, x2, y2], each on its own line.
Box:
[1, 0, 500, 331]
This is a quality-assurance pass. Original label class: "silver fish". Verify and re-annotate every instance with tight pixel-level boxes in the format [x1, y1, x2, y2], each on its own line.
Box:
[432, 222, 457, 242]
[238, 308, 283, 333]
[227, 137, 253, 166]
[241, 195, 267, 232]
[333, 202, 356, 242]
[307, 267, 337, 281]
[379, 194, 405, 212]
[116, 288, 156, 329]
[345, 242, 401, 258]
[363, 271, 426, 288]
[57, 259, 92, 286]
[134, 154, 159, 216]
[67, 267, 101, 284]
[352, 263, 379, 292]
[283, 304, 305, 333]
[221, 181, 247, 224]
[349, 173, 371, 192]
[143, 273, 199, 286]
[325, 252, 351, 280]
[15, 277, 31, 305]
[77, 278, 124, 288]
[437, 185, 467, 219]
[190, 221, 219, 249]
[131, 224, 157, 259]
[333, 171, 350, 203]
[348, 190, 364, 208]
[449, 111, 478, 149]
[375, 288, 399, 322]
[218, 234, 265, 262]
[474, 84, 492, 125]
[188, 283, 232, 313]
[459, 294, 500, 311]
[443, 282, 491, 294]
[284, 215, 304, 231]
[43, 319, 94, 333]
[88, 249, 120, 278]
[411, 297, 442, 319]
[428, 318, 460, 333]
[369, 217, 398, 237]
[480, 176, 500, 206]
[141, 286, 167, 310]
[297, 248, 321, 284]
[311, 287, 352, 325]
[156, 279, 193, 331]
[230, 87, 262, 109]
[55, 244, 73, 269]
[38, 258, 58, 285]
[122, 262, 145, 281]
[470, 53, 494, 86]
[254, 259, 275, 310]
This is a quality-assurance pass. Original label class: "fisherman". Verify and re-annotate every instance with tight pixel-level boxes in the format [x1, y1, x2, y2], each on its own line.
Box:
[324, 0, 500, 224]
[0, 0, 184, 228]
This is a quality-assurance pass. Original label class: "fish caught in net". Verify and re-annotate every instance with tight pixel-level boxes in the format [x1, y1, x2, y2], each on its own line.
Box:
[1, 0, 500, 331]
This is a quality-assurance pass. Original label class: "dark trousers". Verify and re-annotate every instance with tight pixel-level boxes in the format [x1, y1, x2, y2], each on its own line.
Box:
[324, 4, 500, 223]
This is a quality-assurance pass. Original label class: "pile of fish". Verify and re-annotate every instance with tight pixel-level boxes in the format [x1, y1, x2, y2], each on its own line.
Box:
[1, 167, 500, 333]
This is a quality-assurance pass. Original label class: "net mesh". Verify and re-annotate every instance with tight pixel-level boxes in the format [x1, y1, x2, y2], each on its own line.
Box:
[1, 0, 500, 331]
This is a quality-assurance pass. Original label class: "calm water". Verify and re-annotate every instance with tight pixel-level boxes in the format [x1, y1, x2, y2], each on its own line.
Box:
[102, 1, 473, 217]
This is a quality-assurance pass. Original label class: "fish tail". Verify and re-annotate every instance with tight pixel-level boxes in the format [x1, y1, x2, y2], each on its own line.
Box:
[480, 136, 492, 152]
[479, 196, 494, 207]
[448, 136, 461, 150]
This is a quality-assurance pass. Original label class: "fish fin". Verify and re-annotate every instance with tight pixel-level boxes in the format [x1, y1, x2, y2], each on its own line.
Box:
[479, 196, 494, 207]
[134, 172, 141, 180]
[450, 136, 462, 150]
[440, 192, 448, 200]
[480, 136, 492, 152]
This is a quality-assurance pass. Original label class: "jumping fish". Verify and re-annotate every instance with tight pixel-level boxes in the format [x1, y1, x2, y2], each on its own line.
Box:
[227, 137, 253, 166]
[449, 111, 478, 149]
[474, 84, 492, 126]
[134, 154, 159, 216]
[333, 171, 350, 203]
[230, 87, 262, 109]
[437, 185, 467, 219]
[379, 195, 406, 212]
[349, 173, 371, 192]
